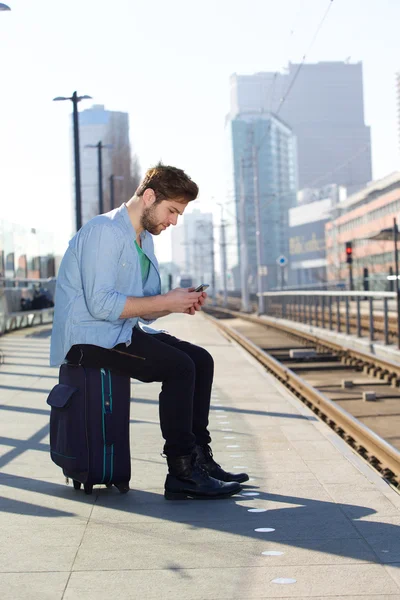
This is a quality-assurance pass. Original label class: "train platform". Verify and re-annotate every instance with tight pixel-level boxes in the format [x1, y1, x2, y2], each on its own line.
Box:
[1, 313, 400, 599]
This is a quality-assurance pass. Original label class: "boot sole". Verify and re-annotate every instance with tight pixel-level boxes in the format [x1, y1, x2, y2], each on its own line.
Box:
[235, 474, 249, 484]
[164, 486, 242, 500]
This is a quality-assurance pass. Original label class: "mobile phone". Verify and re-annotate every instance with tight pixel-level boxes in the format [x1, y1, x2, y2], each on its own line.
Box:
[194, 283, 209, 292]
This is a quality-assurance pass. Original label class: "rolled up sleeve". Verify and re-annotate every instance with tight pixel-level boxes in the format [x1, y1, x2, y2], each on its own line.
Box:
[78, 225, 127, 321]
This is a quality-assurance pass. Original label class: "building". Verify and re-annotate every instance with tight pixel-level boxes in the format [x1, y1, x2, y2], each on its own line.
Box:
[230, 62, 372, 195]
[0, 219, 59, 282]
[288, 185, 346, 288]
[325, 172, 400, 290]
[170, 210, 215, 291]
[171, 223, 186, 274]
[225, 111, 297, 291]
[76, 105, 133, 227]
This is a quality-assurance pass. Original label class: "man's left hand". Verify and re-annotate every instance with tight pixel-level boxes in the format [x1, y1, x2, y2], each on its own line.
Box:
[184, 291, 207, 315]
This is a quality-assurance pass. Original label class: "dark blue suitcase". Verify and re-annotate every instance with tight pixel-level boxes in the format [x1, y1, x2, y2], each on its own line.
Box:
[47, 363, 131, 494]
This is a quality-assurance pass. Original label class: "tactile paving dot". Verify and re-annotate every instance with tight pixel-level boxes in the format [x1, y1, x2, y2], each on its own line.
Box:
[254, 528, 275, 532]
[227, 445, 239, 448]
[224, 436, 235, 439]
[233, 465, 247, 469]
[241, 492, 260, 496]
[271, 578, 296, 584]
[262, 551, 284, 556]
[247, 508, 267, 513]
[221, 428, 232, 432]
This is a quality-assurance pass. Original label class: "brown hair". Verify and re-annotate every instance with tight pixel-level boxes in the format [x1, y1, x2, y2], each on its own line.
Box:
[136, 162, 199, 204]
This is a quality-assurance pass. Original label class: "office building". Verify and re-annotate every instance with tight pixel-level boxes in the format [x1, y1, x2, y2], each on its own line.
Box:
[325, 172, 400, 289]
[288, 185, 346, 288]
[170, 210, 215, 291]
[230, 62, 372, 194]
[225, 111, 297, 291]
[76, 105, 132, 226]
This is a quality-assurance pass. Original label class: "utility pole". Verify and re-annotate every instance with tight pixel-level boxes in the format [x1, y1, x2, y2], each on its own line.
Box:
[210, 226, 216, 303]
[97, 141, 104, 214]
[109, 174, 124, 210]
[239, 159, 251, 312]
[85, 141, 112, 215]
[109, 174, 115, 210]
[53, 91, 92, 231]
[220, 207, 228, 307]
[252, 144, 265, 314]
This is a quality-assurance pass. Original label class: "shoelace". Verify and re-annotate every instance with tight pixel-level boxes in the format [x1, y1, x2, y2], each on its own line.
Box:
[192, 454, 210, 479]
[202, 445, 222, 469]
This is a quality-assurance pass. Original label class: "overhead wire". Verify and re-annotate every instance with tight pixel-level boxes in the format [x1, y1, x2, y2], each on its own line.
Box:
[276, 0, 335, 116]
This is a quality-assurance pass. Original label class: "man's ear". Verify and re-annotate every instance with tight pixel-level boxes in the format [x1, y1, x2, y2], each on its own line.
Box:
[142, 188, 156, 207]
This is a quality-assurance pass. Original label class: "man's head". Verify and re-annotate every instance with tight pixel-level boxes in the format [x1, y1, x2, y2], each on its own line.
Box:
[136, 163, 199, 235]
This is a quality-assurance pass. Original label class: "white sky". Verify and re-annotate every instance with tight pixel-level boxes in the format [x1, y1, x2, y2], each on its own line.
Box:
[1, 0, 399, 261]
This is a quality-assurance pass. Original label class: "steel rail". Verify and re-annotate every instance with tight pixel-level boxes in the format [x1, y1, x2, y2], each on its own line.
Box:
[211, 306, 400, 382]
[205, 309, 400, 488]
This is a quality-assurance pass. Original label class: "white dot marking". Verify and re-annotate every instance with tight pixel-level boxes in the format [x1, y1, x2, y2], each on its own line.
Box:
[254, 528, 275, 532]
[272, 578, 296, 585]
[248, 508, 267, 513]
[262, 551, 284, 556]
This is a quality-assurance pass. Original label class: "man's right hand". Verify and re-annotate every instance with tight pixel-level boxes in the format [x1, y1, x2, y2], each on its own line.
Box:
[164, 288, 202, 313]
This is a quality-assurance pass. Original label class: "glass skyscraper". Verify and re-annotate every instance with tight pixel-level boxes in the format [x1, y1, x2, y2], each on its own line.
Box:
[225, 112, 297, 292]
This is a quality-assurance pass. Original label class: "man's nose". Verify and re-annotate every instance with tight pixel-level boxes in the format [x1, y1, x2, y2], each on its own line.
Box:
[169, 214, 178, 225]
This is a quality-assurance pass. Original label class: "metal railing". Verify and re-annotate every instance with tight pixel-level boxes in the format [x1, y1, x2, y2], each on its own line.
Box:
[0, 278, 55, 335]
[259, 290, 398, 347]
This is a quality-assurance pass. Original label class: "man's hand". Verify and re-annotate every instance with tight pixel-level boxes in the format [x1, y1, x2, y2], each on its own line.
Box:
[184, 290, 208, 315]
[164, 288, 202, 314]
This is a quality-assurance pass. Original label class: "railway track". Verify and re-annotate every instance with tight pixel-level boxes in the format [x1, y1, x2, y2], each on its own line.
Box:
[205, 305, 400, 491]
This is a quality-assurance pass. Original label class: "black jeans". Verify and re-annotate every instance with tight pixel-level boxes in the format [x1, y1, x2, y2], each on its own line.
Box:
[66, 326, 214, 457]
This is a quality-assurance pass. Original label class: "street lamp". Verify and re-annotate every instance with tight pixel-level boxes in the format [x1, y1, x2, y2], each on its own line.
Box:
[0, 4, 11, 10]
[53, 91, 92, 231]
[109, 174, 124, 210]
[85, 142, 112, 214]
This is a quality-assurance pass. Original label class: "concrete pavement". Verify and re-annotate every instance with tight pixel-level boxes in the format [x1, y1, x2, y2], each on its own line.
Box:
[1, 313, 400, 598]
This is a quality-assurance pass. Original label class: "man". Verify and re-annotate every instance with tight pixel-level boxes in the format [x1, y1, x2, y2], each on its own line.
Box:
[50, 163, 248, 500]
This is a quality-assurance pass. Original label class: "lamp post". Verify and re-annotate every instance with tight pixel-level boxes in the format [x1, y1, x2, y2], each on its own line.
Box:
[53, 91, 92, 231]
[109, 175, 124, 210]
[85, 142, 112, 215]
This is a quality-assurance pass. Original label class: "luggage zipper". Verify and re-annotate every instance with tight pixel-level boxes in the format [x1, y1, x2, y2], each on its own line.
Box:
[100, 368, 114, 484]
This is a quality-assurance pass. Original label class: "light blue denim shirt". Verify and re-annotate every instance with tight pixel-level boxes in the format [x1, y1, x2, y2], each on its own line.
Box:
[50, 204, 161, 366]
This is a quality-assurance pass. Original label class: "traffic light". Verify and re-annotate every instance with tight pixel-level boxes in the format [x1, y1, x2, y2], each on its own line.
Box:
[345, 241, 353, 264]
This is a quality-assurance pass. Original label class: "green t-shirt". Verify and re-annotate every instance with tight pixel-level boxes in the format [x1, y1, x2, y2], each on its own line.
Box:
[134, 241, 151, 283]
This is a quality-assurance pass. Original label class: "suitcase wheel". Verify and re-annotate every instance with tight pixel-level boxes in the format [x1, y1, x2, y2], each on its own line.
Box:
[73, 480, 82, 491]
[84, 483, 93, 495]
[114, 482, 130, 494]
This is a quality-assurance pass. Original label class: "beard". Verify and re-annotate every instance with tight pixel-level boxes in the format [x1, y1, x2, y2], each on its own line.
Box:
[140, 204, 163, 235]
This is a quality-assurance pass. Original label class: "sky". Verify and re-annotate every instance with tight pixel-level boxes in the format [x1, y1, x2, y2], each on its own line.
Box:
[1, 0, 400, 261]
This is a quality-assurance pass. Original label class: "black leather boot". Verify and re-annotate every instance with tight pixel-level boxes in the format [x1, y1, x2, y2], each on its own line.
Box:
[164, 453, 242, 500]
[195, 444, 249, 483]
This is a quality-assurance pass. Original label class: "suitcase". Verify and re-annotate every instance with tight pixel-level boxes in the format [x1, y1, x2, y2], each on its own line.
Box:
[47, 363, 131, 495]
